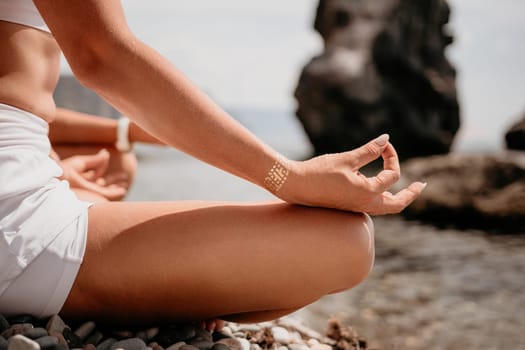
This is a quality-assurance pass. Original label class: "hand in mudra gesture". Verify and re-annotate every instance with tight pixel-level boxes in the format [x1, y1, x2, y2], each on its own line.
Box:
[279, 134, 426, 215]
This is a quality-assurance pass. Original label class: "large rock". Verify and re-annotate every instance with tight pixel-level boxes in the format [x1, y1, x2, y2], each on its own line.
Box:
[295, 0, 460, 160]
[397, 153, 525, 232]
[505, 111, 525, 151]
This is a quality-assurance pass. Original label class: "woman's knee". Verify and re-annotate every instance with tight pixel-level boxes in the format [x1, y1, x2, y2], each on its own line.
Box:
[332, 212, 375, 291]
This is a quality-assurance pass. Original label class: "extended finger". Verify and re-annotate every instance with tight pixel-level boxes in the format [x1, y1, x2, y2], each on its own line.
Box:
[371, 182, 427, 214]
[348, 134, 390, 169]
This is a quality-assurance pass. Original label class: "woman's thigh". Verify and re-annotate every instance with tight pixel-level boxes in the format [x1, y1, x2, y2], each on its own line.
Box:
[62, 200, 374, 325]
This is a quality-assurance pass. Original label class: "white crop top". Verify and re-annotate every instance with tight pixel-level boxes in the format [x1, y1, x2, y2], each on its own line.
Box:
[0, 0, 50, 33]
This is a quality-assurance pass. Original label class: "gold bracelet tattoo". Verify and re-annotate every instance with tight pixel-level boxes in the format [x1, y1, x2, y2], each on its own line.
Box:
[264, 159, 289, 193]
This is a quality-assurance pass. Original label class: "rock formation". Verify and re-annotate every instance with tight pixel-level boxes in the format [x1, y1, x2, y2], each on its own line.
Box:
[295, 0, 460, 160]
[397, 153, 525, 232]
[505, 110, 525, 151]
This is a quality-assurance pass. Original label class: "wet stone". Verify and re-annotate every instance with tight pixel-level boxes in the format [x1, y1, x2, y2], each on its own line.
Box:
[46, 315, 68, 334]
[7, 334, 39, 350]
[35, 335, 59, 350]
[23, 327, 49, 340]
[84, 345, 97, 350]
[74, 321, 96, 341]
[110, 338, 148, 350]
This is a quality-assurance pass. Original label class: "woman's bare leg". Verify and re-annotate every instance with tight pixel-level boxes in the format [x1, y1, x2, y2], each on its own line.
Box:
[61, 201, 374, 325]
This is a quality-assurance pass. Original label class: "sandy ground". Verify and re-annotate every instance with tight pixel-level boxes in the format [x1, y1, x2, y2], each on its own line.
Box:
[127, 145, 525, 350]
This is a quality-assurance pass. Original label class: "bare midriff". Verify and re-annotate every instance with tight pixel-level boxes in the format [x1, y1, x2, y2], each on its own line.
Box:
[0, 20, 61, 122]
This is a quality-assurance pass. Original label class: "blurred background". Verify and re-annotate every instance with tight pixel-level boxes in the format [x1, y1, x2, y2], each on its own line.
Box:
[55, 1, 525, 349]
[60, 0, 525, 153]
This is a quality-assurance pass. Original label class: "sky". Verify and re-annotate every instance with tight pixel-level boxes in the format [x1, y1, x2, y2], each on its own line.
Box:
[61, 0, 525, 152]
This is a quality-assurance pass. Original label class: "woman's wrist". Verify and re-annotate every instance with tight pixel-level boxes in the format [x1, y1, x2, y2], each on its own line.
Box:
[262, 157, 303, 202]
[115, 116, 131, 152]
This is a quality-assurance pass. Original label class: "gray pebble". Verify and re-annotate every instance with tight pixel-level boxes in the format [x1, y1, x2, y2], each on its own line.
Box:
[96, 338, 117, 350]
[232, 333, 245, 339]
[46, 315, 67, 334]
[74, 321, 96, 341]
[7, 335, 39, 350]
[85, 331, 104, 346]
[249, 345, 260, 350]
[110, 338, 147, 350]
[23, 328, 48, 340]
[35, 335, 59, 350]
[84, 345, 97, 350]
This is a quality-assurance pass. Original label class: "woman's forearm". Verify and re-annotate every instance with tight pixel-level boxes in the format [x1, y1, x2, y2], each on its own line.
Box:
[49, 108, 117, 144]
[49, 107, 163, 146]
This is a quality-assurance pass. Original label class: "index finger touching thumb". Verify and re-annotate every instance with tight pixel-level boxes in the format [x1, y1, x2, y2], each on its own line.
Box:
[350, 134, 390, 169]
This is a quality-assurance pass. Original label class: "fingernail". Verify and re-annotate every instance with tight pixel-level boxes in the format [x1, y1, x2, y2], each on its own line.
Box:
[421, 182, 428, 190]
[374, 134, 389, 146]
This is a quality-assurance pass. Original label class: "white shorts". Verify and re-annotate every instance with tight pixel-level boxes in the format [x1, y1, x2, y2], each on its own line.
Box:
[0, 209, 89, 318]
[0, 103, 91, 318]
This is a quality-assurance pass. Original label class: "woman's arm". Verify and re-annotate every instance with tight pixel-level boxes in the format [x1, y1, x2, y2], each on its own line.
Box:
[49, 107, 163, 146]
[35, 0, 424, 214]
[36, 0, 278, 185]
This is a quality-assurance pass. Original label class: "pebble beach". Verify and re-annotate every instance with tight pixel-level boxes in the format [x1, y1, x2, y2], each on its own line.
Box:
[0, 313, 365, 350]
